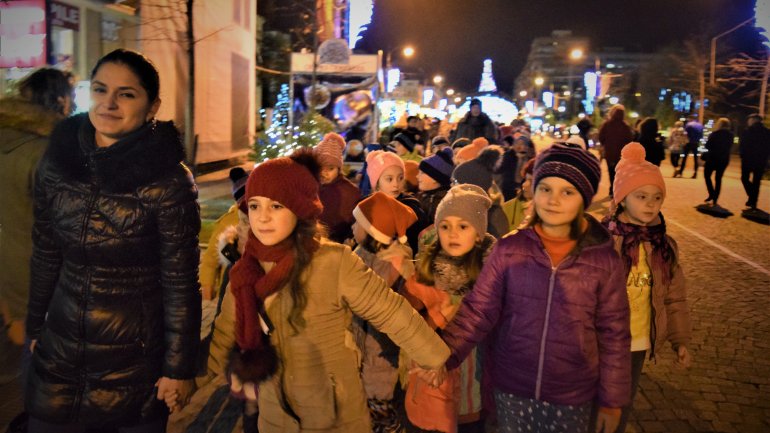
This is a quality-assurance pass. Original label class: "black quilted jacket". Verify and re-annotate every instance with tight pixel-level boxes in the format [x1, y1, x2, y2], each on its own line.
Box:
[25, 114, 201, 426]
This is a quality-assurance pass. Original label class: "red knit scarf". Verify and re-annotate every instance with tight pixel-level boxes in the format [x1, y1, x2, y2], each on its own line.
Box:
[229, 231, 297, 353]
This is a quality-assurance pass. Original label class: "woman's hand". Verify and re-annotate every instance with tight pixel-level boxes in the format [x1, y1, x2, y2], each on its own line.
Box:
[156, 377, 195, 413]
[673, 346, 692, 369]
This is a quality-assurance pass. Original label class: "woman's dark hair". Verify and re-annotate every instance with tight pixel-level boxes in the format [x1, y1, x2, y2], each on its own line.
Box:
[285, 219, 327, 333]
[17, 68, 73, 115]
[91, 49, 160, 102]
[638, 117, 659, 141]
[416, 235, 485, 286]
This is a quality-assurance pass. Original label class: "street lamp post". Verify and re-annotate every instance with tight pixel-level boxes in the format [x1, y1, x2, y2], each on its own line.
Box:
[710, 17, 755, 86]
[568, 48, 585, 119]
[384, 45, 415, 98]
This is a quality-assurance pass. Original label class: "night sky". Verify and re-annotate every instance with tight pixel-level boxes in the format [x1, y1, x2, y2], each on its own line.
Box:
[355, 0, 764, 95]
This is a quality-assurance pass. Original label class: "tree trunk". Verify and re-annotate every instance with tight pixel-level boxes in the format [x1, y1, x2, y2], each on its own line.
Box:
[185, 0, 196, 169]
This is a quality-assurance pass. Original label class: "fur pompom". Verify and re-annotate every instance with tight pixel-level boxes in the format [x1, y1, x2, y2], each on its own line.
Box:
[476, 147, 503, 171]
[289, 147, 322, 182]
[229, 344, 279, 384]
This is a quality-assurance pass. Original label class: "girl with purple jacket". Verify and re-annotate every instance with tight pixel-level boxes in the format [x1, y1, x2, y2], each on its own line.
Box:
[438, 144, 631, 433]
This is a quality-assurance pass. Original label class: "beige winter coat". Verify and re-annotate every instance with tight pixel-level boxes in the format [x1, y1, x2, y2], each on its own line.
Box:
[205, 239, 449, 432]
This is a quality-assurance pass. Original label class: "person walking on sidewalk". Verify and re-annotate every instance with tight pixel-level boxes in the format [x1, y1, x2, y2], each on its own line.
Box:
[675, 115, 703, 178]
[221, 149, 449, 432]
[436, 144, 631, 433]
[702, 118, 734, 206]
[602, 143, 693, 433]
[739, 114, 770, 210]
[0, 68, 72, 347]
[599, 105, 634, 197]
[25, 49, 200, 432]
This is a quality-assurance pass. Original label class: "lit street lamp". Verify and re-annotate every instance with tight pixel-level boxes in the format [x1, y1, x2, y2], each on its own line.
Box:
[568, 47, 585, 118]
[433, 75, 443, 85]
[534, 76, 545, 86]
[446, 88, 455, 96]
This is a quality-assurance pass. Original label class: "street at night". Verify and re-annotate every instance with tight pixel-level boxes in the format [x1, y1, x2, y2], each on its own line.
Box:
[2, 0, 770, 432]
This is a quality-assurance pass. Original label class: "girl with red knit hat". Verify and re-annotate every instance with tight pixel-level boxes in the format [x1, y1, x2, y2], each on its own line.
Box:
[366, 149, 428, 253]
[206, 149, 448, 433]
[350, 192, 418, 432]
[602, 142, 693, 433]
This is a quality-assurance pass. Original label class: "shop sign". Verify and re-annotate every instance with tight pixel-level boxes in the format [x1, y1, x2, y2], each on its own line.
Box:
[291, 53, 378, 75]
[0, 0, 47, 68]
[50, 1, 80, 31]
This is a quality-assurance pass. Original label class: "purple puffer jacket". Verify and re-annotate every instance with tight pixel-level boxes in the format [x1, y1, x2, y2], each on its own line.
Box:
[442, 216, 631, 408]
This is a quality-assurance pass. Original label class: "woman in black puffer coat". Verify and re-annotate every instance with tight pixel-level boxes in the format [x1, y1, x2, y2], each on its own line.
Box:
[25, 49, 201, 432]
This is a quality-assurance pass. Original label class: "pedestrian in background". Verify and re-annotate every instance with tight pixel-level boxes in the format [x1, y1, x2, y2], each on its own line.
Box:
[702, 118, 734, 206]
[675, 115, 704, 178]
[637, 118, 665, 166]
[667, 121, 688, 176]
[0, 68, 72, 347]
[403, 185, 497, 433]
[25, 49, 200, 432]
[452, 98, 498, 144]
[315, 132, 361, 243]
[221, 150, 449, 432]
[602, 143, 693, 433]
[417, 147, 455, 222]
[739, 114, 770, 211]
[439, 144, 631, 433]
[599, 104, 634, 197]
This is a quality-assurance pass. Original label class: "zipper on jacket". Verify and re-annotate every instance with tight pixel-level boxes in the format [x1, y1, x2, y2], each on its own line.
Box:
[72, 184, 99, 415]
[535, 264, 558, 400]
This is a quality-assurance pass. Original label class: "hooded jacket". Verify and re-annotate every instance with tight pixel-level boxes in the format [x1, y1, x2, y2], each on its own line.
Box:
[25, 113, 201, 426]
[441, 216, 631, 409]
[599, 108, 634, 163]
[0, 98, 64, 323]
[739, 121, 770, 169]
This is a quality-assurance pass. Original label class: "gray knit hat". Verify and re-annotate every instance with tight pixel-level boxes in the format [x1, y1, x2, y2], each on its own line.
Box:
[435, 184, 492, 236]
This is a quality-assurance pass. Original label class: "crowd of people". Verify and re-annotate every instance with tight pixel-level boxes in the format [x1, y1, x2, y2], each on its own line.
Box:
[0, 49, 768, 433]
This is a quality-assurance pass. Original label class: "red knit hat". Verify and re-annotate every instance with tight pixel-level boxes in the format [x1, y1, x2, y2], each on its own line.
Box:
[246, 150, 323, 220]
[314, 132, 346, 168]
[353, 192, 417, 245]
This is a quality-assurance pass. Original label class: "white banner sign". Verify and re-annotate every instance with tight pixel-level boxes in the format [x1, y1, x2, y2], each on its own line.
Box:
[290, 53, 378, 75]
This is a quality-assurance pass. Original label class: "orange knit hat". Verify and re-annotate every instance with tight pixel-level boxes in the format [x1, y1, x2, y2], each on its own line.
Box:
[403, 160, 419, 188]
[612, 142, 667, 205]
[455, 137, 489, 162]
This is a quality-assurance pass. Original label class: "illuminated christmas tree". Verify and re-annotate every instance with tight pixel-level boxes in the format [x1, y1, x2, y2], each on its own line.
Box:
[478, 59, 498, 93]
[251, 84, 334, 162]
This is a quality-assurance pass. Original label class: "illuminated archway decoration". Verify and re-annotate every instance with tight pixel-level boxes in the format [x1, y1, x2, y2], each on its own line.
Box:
[452, 95, 518, 124]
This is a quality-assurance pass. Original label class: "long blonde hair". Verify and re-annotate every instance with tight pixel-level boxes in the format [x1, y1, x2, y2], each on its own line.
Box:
[714, 117, 731, 131]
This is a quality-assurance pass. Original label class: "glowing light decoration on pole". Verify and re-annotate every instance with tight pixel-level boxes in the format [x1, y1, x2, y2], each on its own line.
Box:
[542, 91, 554, 108]
[386, 68, 401, 94]
[347, 0, 374, 49]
